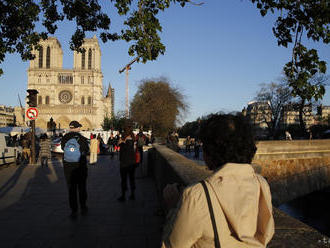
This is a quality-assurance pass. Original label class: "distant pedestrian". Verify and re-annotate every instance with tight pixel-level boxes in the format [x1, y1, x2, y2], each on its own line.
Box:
[285, 131, 292, 140]
[61, 121, 89, 219]
[21, 133, 31, 164]
[117, 126, 136, 202]
[136, 130, 145, 165]
[194, 139, 200, 160]
[39, 133, 51, 167]
[97, 133, 104, 154]
[185, 136, 191, 153]
[107, 133, 116, 158]
[89, 134, 98, 164]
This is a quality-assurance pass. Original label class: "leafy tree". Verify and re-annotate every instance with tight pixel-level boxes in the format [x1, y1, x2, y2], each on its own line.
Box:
[0, 0, 203, 76]
[102, 110, 128, 131]
[178, 120, 200, 138]
[255, 82, 292, 137]
[284, 49, 328, 133]
[250, 1, 330, 124]
[130, 78, 187, 137]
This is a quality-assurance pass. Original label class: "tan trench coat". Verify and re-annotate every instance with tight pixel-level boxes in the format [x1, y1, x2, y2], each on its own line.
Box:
[161, 163, 275, 248]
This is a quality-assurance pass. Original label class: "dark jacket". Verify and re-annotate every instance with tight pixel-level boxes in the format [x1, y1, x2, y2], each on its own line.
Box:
[61, 132, 89, 165]
[119, 138, 135, 168]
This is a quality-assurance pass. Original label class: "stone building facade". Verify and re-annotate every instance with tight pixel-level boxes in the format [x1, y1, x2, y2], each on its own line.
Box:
[27, 36, 113, 130]
[0, 105, 24, 127]
[0, 105, 15, 127]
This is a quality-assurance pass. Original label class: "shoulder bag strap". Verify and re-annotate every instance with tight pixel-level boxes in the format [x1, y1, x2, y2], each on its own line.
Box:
[200, 180, 221, 248]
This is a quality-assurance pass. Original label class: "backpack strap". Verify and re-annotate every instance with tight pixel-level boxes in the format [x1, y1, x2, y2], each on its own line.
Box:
[200, 180, 221, 248]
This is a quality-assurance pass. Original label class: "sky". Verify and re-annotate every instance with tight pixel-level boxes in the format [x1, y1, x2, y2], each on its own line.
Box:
[1, 0, 330, 125]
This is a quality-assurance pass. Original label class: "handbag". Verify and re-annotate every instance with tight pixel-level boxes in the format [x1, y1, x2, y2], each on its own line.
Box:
[200, 180, 221, 248]
[135, 148, 140, 164]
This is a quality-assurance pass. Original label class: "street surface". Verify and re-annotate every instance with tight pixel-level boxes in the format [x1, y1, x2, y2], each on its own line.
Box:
[0, 154, 163, 248]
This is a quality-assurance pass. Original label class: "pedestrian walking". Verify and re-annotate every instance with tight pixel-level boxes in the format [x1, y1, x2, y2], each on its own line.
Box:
[39, 133, 51, 167]
[97, 133, 104, 154]
[193, 139, 200, 160]
[89, 134, 98, 165]
[136, 130, 145, 165]
[21, 133, 31, 164]
[117, 126, 136, 202]
[61, 121, 89, 219]
[107, 133, 116, 158]
[185, 136, 191, 153]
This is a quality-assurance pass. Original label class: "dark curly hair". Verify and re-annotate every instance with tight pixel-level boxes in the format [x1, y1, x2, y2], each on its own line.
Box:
[199, 114, 256, 170]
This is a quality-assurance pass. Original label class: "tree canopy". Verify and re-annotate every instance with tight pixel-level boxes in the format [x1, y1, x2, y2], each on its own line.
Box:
[255, 82, 292, 137]
[251, 0, 330, 133]
[0, 0, 201, 76]
[130, 78, 187, 137]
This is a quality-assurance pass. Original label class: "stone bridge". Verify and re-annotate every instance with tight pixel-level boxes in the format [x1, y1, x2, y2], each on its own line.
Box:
[148, 139, 330, 247]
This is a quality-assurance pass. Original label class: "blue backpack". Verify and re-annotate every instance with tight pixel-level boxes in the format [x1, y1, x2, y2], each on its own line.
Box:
[63, 137, 81, 162]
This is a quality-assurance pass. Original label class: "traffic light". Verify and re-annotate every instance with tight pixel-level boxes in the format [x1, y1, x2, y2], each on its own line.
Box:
[26, 89, 38, 107]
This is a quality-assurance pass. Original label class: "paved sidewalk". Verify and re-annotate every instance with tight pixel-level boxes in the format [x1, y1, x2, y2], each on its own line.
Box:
[0, 154, 164, 248]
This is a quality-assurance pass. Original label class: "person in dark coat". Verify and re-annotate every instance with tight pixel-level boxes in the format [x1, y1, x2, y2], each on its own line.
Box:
[117, 126, 136, 202]
[61, 121, 89, 219]
[107, 133, 116, 158]
[39, 133, 51, 167]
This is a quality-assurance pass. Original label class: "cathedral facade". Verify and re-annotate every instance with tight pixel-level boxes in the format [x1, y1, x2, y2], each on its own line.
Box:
[27, 36, 113, 130]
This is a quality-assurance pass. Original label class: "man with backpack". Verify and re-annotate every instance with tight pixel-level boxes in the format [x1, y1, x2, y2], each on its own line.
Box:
[61, 120, 89, 219]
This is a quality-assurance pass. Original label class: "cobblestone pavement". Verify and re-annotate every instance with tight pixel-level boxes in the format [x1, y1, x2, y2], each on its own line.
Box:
[0, 154, 164, 248]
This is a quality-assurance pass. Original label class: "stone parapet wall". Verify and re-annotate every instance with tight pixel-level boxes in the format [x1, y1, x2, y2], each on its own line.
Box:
[252, 140, 330, 207]
[149, 144, 329, 247]
[254, 139, 330, 160]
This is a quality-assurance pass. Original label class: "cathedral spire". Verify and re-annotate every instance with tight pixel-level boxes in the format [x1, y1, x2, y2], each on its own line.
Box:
[106, 83, 112, 97]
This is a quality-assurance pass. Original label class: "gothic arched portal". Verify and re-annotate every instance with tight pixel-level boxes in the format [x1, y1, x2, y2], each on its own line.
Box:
[79, 117, 92, 131]
[56, 116, 71, 129]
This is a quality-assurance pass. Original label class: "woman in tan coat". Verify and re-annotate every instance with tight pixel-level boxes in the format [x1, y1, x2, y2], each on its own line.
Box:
[162, 114, 274, 248]
[89, 134, 98, 164]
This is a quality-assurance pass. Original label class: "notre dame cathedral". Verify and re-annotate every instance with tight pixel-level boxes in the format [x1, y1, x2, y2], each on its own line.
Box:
[27, 35, 113, 130]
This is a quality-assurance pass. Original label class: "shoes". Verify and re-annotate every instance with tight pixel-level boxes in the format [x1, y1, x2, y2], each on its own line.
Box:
[81, 206, 88, 216]
[70, 211, 78, 220]
[117, 196, 125, 202]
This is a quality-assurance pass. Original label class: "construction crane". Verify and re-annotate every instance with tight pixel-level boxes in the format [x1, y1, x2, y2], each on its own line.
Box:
[119, 57, 139, 118]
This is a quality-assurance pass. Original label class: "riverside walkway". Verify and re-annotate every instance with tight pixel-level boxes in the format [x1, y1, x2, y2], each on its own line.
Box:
[0, 155, 163, 248]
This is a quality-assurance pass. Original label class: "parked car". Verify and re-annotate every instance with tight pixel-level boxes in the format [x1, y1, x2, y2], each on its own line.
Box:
[51, 137, 63, 153]
[0, 133, 22, 166]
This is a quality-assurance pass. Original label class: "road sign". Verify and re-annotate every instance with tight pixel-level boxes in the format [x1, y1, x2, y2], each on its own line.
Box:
[26, 107, 39, 120]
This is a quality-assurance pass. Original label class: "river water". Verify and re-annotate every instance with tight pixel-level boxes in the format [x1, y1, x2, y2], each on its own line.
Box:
[181, 151, 330, 237]
[279, 187, 330, 237]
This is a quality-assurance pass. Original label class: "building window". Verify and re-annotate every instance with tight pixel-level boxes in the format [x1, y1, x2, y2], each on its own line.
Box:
[81, 50, 85, 69]
[38, 75, 41, 83]
[45, 96, 50, 104]
[38, 46, 43, 68]
[58, 74, 73, 84]
[88, 48, 92, 69]
[81, 76, 84, 84]
[88, 96, 92, 105]
[38, 96, 42, 105]
[46, 46, 50, 68]
[81, 97, 85, 105]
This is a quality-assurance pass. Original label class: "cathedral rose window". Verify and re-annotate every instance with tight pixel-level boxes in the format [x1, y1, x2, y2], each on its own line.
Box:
[59, 90, 73, 104]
